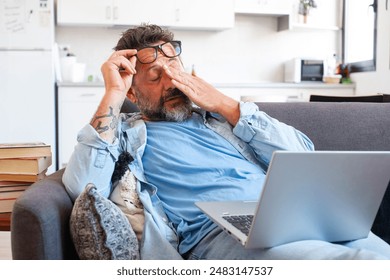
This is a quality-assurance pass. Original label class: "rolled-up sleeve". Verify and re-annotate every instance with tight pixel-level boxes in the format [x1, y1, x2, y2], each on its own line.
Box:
[62, 124, 122, 201]
[233, 102, 314, 165]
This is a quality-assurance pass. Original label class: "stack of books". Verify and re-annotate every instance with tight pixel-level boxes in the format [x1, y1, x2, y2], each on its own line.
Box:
[0, 142, 52, 213]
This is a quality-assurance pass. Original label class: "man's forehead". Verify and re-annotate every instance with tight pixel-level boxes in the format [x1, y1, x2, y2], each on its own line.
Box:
[136, 55, 177, 72]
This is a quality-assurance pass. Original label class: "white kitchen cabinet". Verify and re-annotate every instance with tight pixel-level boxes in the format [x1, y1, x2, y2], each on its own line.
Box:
[240, 88, 303, 102]
[57, 0, 113, 26]
[238, 84, 355, 102]
[114, 0, 175, 26]
[57, 0, 234, 30]
[173, 0, 234, 30]
[57, 85, 104, 168]
[57, 0, 175, 27]
[234, 0, 291, 15]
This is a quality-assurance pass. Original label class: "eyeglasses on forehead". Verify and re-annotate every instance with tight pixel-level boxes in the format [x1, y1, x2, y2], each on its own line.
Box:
[136, 41, 182, 64]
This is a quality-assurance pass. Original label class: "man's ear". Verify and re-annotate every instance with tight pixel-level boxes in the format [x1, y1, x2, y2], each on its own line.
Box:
[127, 87, 137, 104]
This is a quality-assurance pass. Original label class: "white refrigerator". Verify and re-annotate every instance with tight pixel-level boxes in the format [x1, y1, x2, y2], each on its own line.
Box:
[0, 0, 56, 172]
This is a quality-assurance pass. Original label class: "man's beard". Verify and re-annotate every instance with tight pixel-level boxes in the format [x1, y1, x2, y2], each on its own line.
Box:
[135, 88, 193, 122]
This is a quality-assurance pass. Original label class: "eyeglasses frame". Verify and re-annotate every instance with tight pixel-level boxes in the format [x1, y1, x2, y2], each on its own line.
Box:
[136, 40, 182, 64]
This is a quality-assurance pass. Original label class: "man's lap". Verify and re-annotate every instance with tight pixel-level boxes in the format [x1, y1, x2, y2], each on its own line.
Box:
[184, 228, 390, 260]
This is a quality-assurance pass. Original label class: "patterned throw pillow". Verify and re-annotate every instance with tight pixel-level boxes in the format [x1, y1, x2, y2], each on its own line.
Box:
[70, 183, 140, 260]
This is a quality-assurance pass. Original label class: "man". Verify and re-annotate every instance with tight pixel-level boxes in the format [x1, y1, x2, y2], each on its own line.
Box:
[63, 24, 390, 259]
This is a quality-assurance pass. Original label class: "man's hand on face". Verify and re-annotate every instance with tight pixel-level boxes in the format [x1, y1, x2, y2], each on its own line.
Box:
[101, 49, 137, 96]
[162, 64, 240, 126]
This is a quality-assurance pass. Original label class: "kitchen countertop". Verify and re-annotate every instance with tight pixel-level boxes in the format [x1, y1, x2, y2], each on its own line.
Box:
[214, 82, 355, 89]
[57, 81, 355, 89]
[57, 81, 106, 87]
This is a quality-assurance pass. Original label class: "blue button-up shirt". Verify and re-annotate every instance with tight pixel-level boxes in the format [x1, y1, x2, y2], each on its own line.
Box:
[63, 102, 314, 259]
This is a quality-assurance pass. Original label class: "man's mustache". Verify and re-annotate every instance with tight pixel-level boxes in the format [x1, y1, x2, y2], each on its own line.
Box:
[163, 88, 186, 102]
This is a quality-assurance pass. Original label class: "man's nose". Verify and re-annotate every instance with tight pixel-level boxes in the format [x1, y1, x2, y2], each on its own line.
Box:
[161, 70, 175, 90]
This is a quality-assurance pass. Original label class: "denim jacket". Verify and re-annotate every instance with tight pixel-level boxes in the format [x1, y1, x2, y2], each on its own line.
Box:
[62, 102, 314, 259]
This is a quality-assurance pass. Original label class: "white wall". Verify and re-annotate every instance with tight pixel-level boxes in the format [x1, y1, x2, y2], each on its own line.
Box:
[55, 15, 340, 83]
[350, 1, 390, 95]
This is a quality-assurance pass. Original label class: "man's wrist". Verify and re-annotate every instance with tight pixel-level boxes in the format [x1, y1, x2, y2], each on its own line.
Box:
[89, 90, 125, 143]
[217, 97, 240, 126]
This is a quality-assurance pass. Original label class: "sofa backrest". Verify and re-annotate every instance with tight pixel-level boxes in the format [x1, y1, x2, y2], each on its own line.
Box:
[121, 99, 390, 151]
[257, 102, 390, 151]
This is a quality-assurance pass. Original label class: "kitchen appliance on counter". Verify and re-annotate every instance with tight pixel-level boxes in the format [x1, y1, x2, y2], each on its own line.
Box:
[284, 58, 325, 83]
[0, 0, 56, 172]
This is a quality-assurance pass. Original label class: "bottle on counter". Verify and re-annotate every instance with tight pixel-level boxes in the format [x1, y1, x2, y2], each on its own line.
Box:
[326, 53, 337, 76]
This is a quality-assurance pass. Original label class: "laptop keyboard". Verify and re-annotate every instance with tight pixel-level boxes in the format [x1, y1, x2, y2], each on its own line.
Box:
[223, 215, 254, 236]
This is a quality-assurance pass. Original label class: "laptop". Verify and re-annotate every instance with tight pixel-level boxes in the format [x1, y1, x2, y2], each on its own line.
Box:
[195, 151, 390, 249]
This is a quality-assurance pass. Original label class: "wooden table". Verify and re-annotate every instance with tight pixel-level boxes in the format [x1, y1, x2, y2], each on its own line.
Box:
[0, 213, 11, 231]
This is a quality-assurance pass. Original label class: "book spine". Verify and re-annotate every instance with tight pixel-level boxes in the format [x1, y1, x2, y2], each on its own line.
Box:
[0, 185, 30, 192]
[0, 191, 25, 200]
[0, 199, 16, 213]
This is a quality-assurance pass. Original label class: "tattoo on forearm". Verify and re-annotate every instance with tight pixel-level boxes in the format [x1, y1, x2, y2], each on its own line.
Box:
[91, 106, 119, 134]
[95, 121, 109, 134]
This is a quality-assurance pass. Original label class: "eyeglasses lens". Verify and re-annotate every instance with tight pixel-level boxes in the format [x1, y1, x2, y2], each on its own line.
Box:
[137, 41, 181, 64]
[137, 48, 156, 64]
[161, 41, 180, 57]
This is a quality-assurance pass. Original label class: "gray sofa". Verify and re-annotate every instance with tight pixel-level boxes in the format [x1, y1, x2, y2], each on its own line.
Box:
[11, 102, 390, 259]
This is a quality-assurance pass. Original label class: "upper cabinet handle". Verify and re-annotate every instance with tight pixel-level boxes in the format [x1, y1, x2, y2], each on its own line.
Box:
[106, 6, 111, 20]
[175, 8, 180, 22]
[113, 6, 119, 20]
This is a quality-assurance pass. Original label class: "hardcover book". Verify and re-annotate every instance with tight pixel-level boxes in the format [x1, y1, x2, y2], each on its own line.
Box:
[0, 142, 51, 159]
[0, 183, 30, 192]
[0, 171, 47, 183]
[0, 156, 52, 175]
[0, 190, 25, 200]
[0, 199, 16, 213]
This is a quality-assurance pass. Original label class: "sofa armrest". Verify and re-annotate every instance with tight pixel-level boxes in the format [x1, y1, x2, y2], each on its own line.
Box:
[11, 169, 78, 259]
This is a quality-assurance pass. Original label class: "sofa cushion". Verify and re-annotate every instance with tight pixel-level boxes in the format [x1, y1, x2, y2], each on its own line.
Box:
[69, 183, 140, 260]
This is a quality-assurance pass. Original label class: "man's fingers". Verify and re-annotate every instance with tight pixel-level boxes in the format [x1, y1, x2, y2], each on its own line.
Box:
[108, 50, 138, 74]
[110, 49, 137, 59]
[114, 56, 137, 75]
[171, 79, 195, 96]
[163, 64, 192, 87]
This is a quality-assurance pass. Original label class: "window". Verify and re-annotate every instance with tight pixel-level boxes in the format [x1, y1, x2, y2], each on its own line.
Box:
[342, 0, 378, 72]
